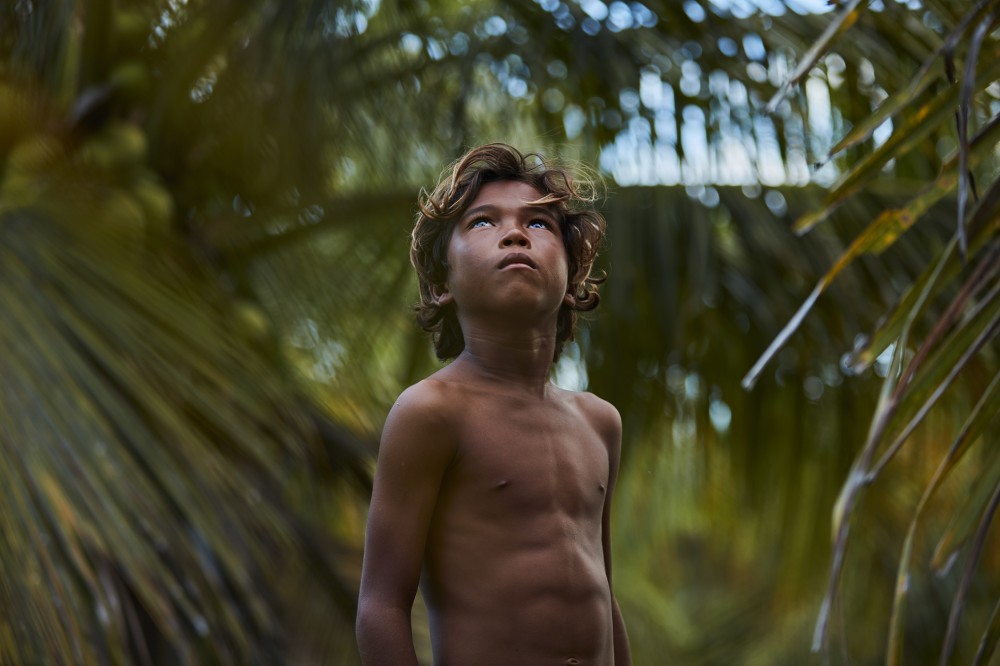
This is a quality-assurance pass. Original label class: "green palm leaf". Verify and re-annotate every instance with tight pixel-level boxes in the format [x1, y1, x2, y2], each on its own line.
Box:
[0, 202, 334, 662]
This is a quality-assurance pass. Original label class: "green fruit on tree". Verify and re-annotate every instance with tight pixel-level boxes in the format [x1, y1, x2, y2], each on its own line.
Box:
[131, 174, 174, 236]
[77, 137, 120, 173]
[5, 134, 65, 177]
[110, 60, 151, 102]
[113, 9, 150, 58]
[102, 122, 148, 167]
[77, 122, 147, 173]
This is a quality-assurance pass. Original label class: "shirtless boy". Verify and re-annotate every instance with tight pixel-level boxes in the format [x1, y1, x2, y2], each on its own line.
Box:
[356, 144, 631, 666]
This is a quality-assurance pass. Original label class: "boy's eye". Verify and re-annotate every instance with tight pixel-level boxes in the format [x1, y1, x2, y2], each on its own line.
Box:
[469, 218, 492, 228]
[528, 219, 551, 230]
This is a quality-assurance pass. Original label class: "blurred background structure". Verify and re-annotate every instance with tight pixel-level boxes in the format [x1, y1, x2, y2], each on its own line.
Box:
[1, 0, 998, 663]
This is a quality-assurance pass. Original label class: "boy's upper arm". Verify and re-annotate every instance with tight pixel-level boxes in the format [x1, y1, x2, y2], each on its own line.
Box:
[360, 382, 457, 609]
[592, 397, 623, 581]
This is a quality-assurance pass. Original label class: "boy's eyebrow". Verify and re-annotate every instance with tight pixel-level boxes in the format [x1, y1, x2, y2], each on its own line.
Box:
[461, 204, 497, 220]
[461, 202, 559, 221]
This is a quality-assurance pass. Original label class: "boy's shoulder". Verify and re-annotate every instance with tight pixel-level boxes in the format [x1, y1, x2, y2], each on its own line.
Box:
[384, 369, 486, 436]
[557, 387, 622, 446]
[378, 377, 465, 466]
[565, 388, 618, 415]
[387, 376, 461, 424]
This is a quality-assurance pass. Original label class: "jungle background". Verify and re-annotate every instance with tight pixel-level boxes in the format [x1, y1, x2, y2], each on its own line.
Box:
[1, 0, 998, 664]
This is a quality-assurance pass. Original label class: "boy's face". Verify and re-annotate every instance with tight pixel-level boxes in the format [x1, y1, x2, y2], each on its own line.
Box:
[437, 180, 572, 320]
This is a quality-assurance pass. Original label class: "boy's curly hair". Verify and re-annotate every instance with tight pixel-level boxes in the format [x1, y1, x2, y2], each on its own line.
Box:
[411, 143, 607, 361]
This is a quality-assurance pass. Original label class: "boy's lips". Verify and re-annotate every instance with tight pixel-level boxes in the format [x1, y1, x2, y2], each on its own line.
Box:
[498, 253, 537, 270]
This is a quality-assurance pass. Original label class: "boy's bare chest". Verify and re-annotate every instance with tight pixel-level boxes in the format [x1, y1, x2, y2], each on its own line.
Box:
[442, 400, 609, 520]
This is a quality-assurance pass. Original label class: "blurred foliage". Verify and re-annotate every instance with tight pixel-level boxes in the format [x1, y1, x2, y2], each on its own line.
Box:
[0, 0, 997, 664]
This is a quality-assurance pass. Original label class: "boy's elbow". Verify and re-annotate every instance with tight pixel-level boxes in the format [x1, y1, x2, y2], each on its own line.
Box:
[355, 596, 416, 665]
[355, 601, 380, 662]
[355, 594, 409, 642]
[355, 596, 379, 645]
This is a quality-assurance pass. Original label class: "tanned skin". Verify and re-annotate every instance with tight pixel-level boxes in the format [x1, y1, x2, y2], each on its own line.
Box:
[357, 181, 631, 666]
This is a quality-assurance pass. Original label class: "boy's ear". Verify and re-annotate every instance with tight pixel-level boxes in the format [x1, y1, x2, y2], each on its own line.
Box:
[430, 283, 454, 307]
[562, 290, 575, 307]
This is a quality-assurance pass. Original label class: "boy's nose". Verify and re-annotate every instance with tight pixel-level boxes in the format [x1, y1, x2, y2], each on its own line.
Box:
[500, 227, 530, 247]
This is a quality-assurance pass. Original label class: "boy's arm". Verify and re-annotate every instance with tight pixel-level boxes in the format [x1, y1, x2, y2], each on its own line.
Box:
[356, 384, 456, 666]
[598, 401, 632, 666]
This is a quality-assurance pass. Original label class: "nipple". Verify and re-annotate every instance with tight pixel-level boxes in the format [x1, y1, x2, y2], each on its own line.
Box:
[565, 658, 581, 665]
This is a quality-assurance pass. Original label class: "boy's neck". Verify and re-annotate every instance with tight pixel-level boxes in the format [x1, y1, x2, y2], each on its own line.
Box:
[450, 320, 557, 397]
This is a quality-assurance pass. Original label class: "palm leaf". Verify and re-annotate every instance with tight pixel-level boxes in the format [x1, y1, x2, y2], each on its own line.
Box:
[827, 0, 996, 158]
[744, 110, 1000, 390]
[939, 470, 1000, 665]
[956, 5, 1000, 255]
[765, 0, 866, 114]
[748, 0, 1000, 658]
[885, 370, 1000, 666]
[973, 597, 1000, 665]
[0, 201, 339, 662]
[793, 49, 1000, 234]
[845, 167, 1000, 372]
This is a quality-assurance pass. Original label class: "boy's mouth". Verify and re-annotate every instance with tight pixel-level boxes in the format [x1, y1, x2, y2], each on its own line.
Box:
[498, 253, 537, 270]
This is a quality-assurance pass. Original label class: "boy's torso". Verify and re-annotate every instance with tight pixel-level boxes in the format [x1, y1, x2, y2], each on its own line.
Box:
[417, 376, 614, 666]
